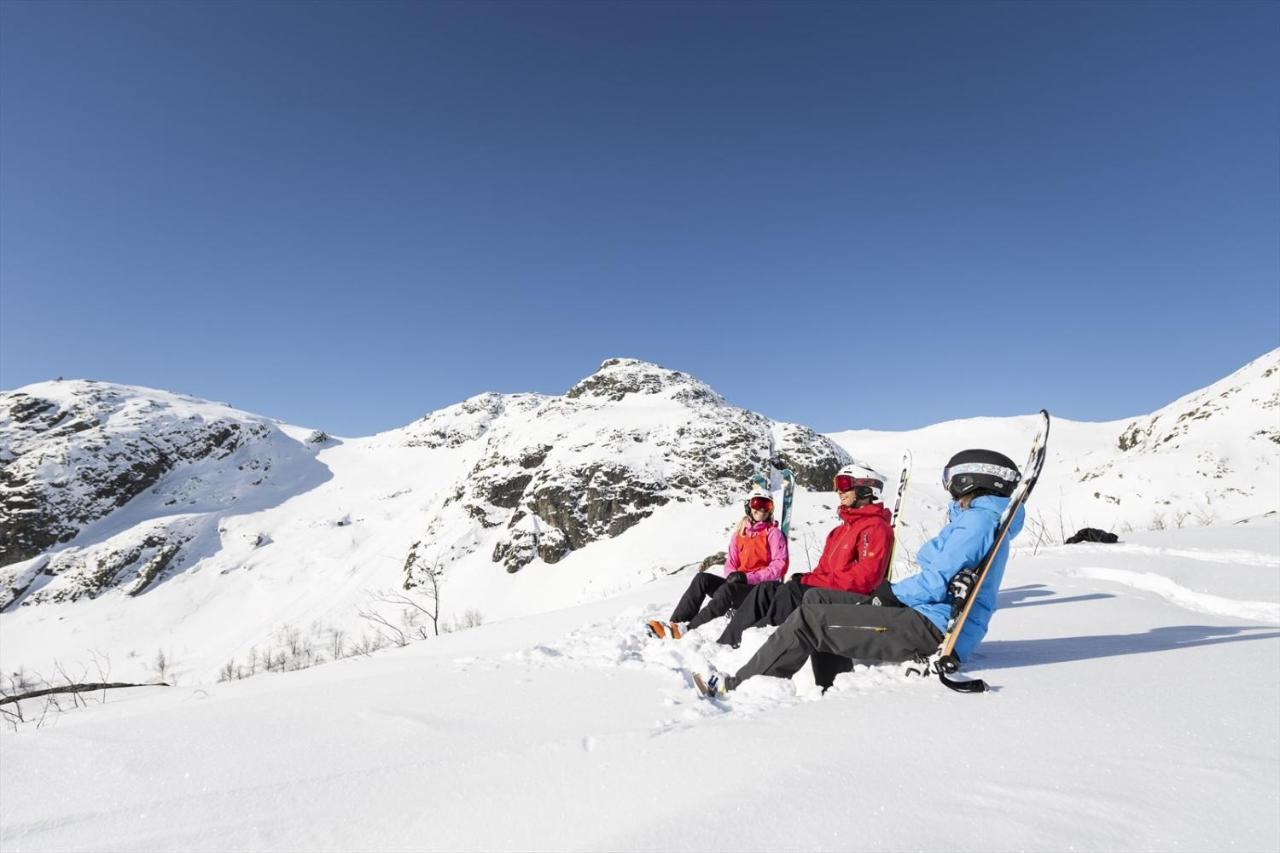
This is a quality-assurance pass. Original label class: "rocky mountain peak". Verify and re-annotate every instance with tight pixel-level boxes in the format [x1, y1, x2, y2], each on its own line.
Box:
[565, 358, 723, 406]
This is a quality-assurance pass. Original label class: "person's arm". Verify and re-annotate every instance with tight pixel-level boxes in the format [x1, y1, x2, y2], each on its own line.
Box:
[798, 526, 838, 587]
[746, 526, 789, 584]
[893, 515, 993, 606]
[855, 520, 893, 593]
[824, 521, 891, 594]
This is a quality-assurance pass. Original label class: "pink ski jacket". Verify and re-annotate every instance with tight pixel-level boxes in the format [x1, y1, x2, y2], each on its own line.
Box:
[724, 520, 789, 584]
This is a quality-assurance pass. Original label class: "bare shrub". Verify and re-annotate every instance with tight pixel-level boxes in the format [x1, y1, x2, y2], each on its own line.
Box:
[152, 650, 169, 683]
[443, 609, 485, 633]
[1191, 504, 1218, 527]
[1, 658, 165, 729]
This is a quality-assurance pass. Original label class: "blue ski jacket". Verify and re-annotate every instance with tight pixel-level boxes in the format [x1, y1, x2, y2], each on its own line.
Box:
[891, 495, 1025, 662]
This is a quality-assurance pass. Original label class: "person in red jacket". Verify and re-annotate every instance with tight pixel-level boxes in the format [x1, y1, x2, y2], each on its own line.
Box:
[716, 461, 892, 647]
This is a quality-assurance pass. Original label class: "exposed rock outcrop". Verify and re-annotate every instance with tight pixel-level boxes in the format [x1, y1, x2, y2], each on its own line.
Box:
[406, 358, 849, 576]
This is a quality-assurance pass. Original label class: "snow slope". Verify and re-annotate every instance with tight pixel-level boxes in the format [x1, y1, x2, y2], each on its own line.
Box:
[829, 348, 1280, 564]
[2, 518, 1277, 852]
[0, 359, 848, 682]
[1, 351, 1277, 686]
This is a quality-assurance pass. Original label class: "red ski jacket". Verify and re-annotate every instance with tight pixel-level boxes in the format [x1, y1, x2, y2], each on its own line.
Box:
[799, 503, 894, 595]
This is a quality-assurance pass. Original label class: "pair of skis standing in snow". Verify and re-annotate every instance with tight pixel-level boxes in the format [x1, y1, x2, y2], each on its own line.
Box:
[649, 411, 1050, 696]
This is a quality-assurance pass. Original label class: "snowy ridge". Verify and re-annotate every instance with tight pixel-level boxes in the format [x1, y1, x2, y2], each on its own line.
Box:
[829, 348, 1280, 570]
[0, 380, 331, 607]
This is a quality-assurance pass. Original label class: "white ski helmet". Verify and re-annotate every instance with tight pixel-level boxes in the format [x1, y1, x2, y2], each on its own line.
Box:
[833, 461, 887, 501]
[744, 485, 775, 518]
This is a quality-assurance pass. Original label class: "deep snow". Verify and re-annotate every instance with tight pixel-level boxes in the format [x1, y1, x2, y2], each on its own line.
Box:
[2, 518, 1277, 852]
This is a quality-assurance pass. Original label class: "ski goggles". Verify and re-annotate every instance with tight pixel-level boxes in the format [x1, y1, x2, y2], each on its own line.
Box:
[941, 462, 1020, 493]
[748, 496, 774, 512]
[833, 475, 878, 493]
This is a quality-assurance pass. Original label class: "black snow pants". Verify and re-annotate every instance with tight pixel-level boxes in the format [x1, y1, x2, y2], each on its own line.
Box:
[670, 573, 752, 630]
[716, 576, 810, 647]
[734, 586, 944, 687]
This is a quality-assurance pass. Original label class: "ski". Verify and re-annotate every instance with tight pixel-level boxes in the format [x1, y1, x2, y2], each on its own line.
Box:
[691, 671, 730, 699]
[885, 450, 912, 581]
[769, 457, 796, 539]
[914, 410, 1051, 694]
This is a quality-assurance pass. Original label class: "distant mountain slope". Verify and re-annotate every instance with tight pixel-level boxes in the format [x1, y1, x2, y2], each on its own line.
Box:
[828, 348, 1280, 542]
[0, 382, 332, 605]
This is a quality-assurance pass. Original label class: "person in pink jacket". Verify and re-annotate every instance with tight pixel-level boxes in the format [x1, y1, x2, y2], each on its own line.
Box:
[647, 487, 789, 639]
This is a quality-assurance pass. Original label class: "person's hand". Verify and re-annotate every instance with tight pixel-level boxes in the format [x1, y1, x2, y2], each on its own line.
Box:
[726, 571, 748, 584]
[947, 568, 978, 618]
[869, 580, 903, 607]
[788, 572, 809, 585]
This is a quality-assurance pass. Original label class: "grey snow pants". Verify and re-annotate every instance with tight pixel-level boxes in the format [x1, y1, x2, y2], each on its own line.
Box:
[734, 587, 944, 685]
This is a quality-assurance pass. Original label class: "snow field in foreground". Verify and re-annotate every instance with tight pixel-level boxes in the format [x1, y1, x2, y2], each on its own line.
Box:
[2, 521, 1278, 852]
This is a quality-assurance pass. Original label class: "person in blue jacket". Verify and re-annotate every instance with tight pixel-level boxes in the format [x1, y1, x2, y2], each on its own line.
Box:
[708, 449, 1025, 694]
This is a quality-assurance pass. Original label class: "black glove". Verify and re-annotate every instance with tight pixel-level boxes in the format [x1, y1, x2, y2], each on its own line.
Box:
[788, 572, 809, 586]
[726, 571, 748, 585]
[947, 568, 978, 619]
[869, 580, 903, 607]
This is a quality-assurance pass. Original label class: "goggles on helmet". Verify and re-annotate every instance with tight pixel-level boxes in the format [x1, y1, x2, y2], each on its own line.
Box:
[833, 474, 878, 493]
[748, 496, 774, 512]
[941, 462, 1020, 495]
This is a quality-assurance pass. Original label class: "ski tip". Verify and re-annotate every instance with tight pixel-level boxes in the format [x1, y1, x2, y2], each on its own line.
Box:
[691, 671, 734, 698]
[692, 672, 724, 698]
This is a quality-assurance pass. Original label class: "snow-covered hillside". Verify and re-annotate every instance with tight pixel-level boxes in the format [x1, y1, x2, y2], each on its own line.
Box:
[830, 348, 1280, 570]
[0, 359, 848, 681]
[0, 352, 1276, 685]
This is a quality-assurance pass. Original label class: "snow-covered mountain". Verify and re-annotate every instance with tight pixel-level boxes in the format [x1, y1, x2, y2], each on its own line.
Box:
[830, 348, 1280, 556]
[0, 382, 333, 605]
[0, 359, 848, 678]
[1, 351, 1276, 683]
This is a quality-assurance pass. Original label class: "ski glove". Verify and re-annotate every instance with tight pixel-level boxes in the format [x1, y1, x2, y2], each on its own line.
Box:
[726, 571, 748, 585]
[788, 572, 809, 586]
[947, 568, 979, 618]
[869, 580, 903, 607]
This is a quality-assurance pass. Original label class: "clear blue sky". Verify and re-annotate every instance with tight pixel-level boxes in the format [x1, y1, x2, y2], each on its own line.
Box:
[2, 0, 1276, 436]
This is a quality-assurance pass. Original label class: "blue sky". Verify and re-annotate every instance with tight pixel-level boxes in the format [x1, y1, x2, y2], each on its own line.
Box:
[2, 0, 1276, 436]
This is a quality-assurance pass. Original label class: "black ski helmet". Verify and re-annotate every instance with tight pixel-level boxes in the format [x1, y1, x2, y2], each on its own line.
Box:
[942, 449, 1020, 499]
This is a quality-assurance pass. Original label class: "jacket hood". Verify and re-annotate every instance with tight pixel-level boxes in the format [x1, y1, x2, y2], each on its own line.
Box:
[950, 495, 1024, 537]
[839, 503, 892, 525]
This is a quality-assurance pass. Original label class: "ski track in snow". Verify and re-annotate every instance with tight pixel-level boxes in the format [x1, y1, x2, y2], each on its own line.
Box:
[1066, 566, 1280, 623]
[1050, 542, 1280, 567]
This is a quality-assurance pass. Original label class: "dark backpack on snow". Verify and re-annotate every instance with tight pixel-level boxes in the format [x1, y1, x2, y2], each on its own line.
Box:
[1065, 527, 1119, 544]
